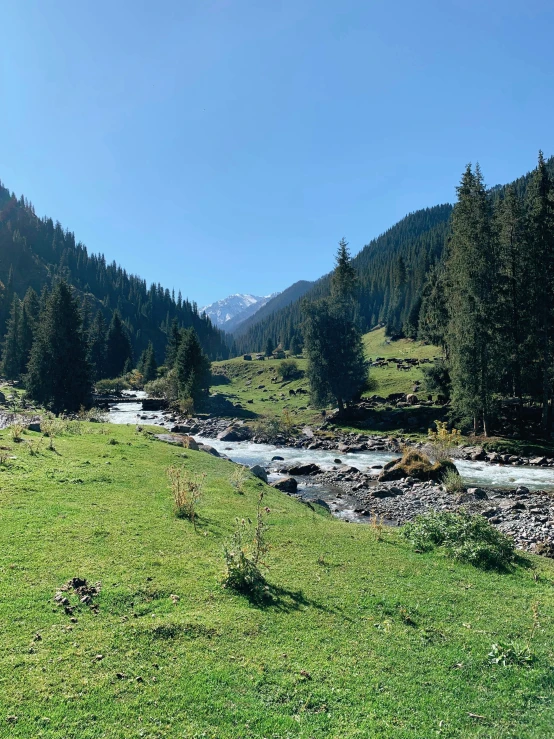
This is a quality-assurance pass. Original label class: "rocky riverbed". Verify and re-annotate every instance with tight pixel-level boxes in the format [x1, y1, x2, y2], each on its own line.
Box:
[111, 405, 554, 557]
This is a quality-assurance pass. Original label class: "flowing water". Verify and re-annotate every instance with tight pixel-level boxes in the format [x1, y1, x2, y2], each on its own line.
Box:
[108, 398, 554, 491]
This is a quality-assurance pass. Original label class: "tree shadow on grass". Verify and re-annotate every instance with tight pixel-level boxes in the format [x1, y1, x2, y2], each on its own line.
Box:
[203, 395, 258, 420]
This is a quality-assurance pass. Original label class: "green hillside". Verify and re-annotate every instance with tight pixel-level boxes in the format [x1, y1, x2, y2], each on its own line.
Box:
[1, 422, 553, 738]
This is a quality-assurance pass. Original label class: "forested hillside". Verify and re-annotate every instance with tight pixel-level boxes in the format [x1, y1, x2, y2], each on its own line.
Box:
[235, 157, 554, 356]
[0, 183, 229, 363]
[234, 205, 452, 353]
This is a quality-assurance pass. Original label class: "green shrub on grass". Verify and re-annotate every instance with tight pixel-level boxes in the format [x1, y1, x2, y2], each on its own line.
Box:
[276, 359, 303, 381]
[403, 511, 515, 569]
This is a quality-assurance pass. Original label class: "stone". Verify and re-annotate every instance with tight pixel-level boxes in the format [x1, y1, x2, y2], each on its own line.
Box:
[217, 426, 249, 442]
[250, 465, 268, 483]
[405, 393, 418, 404]
[334, 458, 342, 464]
[530, 457, 547, 466]
[287, 463, 321, 476]
[371, 488, 401, 498]
[271, 455, 285, 461]
[197, 444, 220, 457]
[27, 422, 41, 433]
[466, 487, 488, 499]
[171, 424, 191, 433]
[516, 486, 530, 495]
[271, 477, 298, 493]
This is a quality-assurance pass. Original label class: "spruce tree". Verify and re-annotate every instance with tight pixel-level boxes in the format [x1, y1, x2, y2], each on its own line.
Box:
[175, 328, 211, 405]
[165, 318, 182, 367]
[138, 341, 157, 382]
[1, 296, 22, 379]
[26, 281, 92, 413]
[105, 310, 133, 378]
[265, 337, 274, 357]
[302, 244, 367, 411]
[19, 287, 41, 374]
[88, 310, 108, 381]
[524, 152, 554, 430]
[445, 165, 498, 435]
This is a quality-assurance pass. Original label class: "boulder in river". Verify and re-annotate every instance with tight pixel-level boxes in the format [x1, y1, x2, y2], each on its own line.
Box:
[198, 444, 220, 457]
[217, 425, 251, 442]
[287, 462, 321, 476]
[378, 450, 457, 483]
[271, 477, 298, 493]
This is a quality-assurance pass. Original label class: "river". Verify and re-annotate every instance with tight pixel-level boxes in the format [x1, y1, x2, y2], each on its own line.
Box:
[107, 396, 554, 492]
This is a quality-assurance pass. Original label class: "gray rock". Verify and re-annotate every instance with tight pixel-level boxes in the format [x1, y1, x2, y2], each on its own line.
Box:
[466, 487, 488, 499]
[287, 463, 321, 476]
[271, 477, 298, 493]
[250, 465, 268, 483]
[198, 444, 220, 457]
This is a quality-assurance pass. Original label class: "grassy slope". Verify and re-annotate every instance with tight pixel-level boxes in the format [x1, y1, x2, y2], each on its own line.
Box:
[211, 329, 440, 421]
[362, 328, 440, 398]
[1, 423, 554, 738]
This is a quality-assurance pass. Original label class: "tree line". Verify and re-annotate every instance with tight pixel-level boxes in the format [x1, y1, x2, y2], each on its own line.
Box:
[0, 181, 230, 365]
[2, 279, 211, 414]
[419, 153, 554, 435]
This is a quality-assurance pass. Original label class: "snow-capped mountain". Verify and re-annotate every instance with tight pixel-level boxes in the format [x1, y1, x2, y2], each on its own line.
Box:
[201, 293, 279, 331]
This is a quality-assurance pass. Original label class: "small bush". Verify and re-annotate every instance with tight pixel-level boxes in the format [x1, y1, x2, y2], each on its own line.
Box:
[145, 370, 179, 401]
[276, 359, 303, 381]
[78, 407, 108, 423]
[223, 492, 270, 596]
[9, 421, 25, 442]
[230, 465, 249, 494]
[428, 420, 461, 461]
[167, 466, 205, 528]
[95, 377, 131, 393]
[442, 466, 465, 494]
[403, 511, 515, 570]
[41, 415, 66, 450]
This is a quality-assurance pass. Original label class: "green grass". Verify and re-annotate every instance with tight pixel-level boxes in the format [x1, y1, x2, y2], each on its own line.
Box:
[362, 327, 441, 398]
[210, 355, 320, 424]
[1, 422, 554, 737]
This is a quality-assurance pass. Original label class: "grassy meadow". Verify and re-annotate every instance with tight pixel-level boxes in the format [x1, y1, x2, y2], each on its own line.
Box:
[209, 328, 441, 427]
[1, 422, 554, 737]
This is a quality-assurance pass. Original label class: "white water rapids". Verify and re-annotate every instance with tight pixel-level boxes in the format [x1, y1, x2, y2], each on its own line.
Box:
[108, 400, 554, 490]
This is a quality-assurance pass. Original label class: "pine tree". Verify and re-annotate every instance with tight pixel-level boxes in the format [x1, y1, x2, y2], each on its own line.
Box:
[289, 334, 301, 356]
[445, 165, 498, 435]
[331, 238, 357, 302]
[19, 287, 41, 374]
[175, 328, 211, 405]
[265, 337, 274, 357]
[165, 318, 182, 367]
[88, 310, 108, 381]
[26, 281, 92, 413]
[1, 296, 22, 379]
[105, 310, 133, 378]
[302, 244, 367, 411]
[524, 152, 554, 430]
[138, 341, 157, 383]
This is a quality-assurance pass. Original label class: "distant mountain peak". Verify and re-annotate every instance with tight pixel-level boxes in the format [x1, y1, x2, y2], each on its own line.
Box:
[201, 292, 279, 330]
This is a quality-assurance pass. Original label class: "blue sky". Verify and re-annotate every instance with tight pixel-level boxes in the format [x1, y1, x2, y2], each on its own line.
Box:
[1, 1, 553, 307]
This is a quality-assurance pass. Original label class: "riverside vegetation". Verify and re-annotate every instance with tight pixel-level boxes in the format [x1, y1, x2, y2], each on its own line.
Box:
[1, 420, 554, 738]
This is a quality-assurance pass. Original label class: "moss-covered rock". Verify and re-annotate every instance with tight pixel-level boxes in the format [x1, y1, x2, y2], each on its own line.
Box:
[379, 450, 457, 482]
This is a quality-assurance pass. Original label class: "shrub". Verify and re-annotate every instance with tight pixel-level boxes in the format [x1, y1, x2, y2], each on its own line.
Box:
[428, 420, 461, 461]
[9, 421, 25, 442]
[276, 359, 303, 381]
[95, 377, 131, 393]
[78, 406, 108, 423]
[223, 492, 270, 596]
[230, 465, 249, 494]
[41, 415, 66, 450]
[145, 370, 179, 401]
[167, 466, 205, 528]
[403, 511, 515, 569]
[442, 466, 465, 494]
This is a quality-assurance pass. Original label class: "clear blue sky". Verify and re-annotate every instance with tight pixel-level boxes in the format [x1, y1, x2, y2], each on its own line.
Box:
[1, 1, 553, 307]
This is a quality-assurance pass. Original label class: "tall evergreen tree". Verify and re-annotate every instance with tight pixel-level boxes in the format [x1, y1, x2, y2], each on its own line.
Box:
[1, 296, 22, 379]
[265, 337, 274, 357]
[445, 164, 498, 435]
[165, 318, 182, 367]
[138, 341, 157, 382]
[88, 310, 108, 381]
[26, 281, 92, 413]
[105, 310, 133, 378]
[524, 152, 554, 430]
[175, 328, 211, 404]
[302, 244, 367, 411]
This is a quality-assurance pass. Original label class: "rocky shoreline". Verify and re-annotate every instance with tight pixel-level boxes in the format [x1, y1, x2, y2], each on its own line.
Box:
[143, 410, 554, 557]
